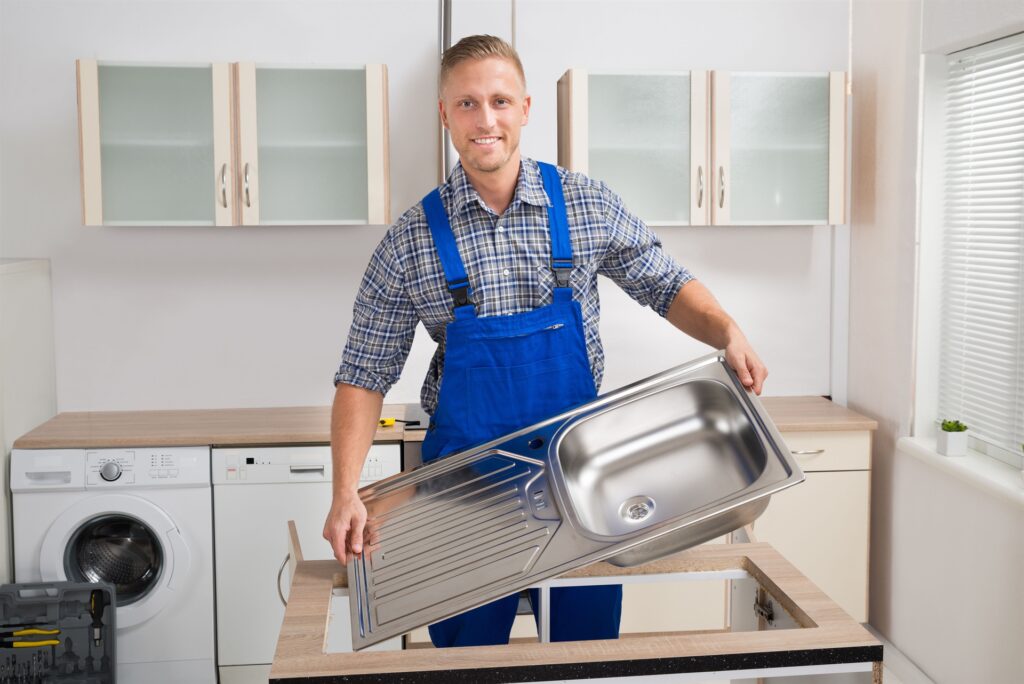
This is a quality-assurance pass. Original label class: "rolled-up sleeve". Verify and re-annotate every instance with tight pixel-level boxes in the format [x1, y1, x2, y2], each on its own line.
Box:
[334, 231, 418, 395]
[596, 184, 694, 317]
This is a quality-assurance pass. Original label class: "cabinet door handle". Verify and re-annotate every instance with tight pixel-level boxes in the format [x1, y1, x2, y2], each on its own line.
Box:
[219, 163, 228, 208]
[791, 449, 825, 455]
[718, 166, 725, 208]
[696, 165, 704, 209]
[244, 163, 252, 208]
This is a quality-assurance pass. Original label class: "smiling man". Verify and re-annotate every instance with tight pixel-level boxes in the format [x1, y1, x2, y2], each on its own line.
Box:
[324, 35, 767, 648]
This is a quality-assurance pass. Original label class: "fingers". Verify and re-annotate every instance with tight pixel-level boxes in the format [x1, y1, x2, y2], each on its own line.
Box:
[725, 345, 768, 396]
[737, 362, 755, 389]
[751, 362, 768, 395]
[350, 513, 366, 557]
[327, 520, 349, 565]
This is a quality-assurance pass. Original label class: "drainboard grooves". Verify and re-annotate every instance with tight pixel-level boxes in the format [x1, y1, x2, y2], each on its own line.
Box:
[372, 511, 530, 581]
[376, 484, 523, 549]
[369, 527, 550, 602]
[375, 501, 526, 567]
[371, 542, 547, 625]
[363, 455, 515, 500]
[375, 462, 527, 532]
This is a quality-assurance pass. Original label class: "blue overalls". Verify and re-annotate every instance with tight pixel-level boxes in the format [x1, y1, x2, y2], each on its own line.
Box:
[419, 161, 623, 648]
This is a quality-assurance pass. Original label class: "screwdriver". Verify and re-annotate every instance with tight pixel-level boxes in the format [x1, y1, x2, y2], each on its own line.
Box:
[90, 590, 109, 646]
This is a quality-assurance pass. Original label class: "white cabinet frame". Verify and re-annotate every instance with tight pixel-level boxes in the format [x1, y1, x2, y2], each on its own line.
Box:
[76, 60, 390, 227]
[558, 69, 847, 227]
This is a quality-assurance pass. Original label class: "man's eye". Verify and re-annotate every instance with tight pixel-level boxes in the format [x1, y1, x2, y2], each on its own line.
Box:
[495, 98, 509, 106]
[458, 100, 474, 108]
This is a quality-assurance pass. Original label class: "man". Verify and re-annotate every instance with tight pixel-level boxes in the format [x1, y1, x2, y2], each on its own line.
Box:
[324, 35, 767, 648]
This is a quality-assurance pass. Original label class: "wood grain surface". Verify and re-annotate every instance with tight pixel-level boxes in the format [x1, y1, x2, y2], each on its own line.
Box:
[12, 404, 408, 448]
[13, 397, 875, 449]
[270, 543, 880, 679]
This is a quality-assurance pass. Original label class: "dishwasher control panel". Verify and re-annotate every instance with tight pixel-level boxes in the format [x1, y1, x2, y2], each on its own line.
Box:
[211, 445, 401, 485]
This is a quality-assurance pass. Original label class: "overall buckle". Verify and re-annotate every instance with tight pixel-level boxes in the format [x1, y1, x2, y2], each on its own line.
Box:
[552, 259, 573, 287]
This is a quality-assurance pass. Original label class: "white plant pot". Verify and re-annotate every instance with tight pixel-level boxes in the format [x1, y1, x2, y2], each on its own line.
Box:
[937, 429, 968, 457]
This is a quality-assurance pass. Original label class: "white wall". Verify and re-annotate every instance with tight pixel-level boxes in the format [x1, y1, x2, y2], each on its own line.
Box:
[847, 0, 922, 643]
[1, 0, 847, 415]
[850, 0, 1024, 680]
[890, 440, 1024, 683]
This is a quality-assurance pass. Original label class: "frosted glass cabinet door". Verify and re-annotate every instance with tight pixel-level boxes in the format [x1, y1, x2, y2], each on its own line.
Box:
[235, 64, 390, 226]
[557, 69, 709, 226]
[76, 60, 233, 226]
[711, 71, 846, 225]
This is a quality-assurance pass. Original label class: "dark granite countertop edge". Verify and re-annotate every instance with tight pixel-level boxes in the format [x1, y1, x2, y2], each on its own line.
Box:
[270, 644, 883, 683]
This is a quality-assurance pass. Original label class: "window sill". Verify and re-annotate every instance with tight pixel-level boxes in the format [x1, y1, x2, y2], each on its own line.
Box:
[898, 437, 1024, 509]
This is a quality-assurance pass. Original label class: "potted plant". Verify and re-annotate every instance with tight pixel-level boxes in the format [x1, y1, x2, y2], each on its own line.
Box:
[937, 419, 968, 456]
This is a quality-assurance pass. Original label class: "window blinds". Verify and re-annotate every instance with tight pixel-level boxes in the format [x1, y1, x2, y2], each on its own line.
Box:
[939, 32, 1024, 464]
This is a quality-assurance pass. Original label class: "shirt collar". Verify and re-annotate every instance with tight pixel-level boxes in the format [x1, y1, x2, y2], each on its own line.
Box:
[446, 158, 552, 215]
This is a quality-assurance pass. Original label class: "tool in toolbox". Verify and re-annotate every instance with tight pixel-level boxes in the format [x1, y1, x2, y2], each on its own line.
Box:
[0, 627, 60, 649]
[0, 581, 115, 683]
[89, 590, 108, 647]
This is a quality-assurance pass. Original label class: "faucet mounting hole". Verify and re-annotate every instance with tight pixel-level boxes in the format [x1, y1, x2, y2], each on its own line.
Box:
[528, 437, 544, 450]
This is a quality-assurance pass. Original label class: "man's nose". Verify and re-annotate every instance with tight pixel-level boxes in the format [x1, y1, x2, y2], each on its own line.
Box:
[477, 103, 497, 129]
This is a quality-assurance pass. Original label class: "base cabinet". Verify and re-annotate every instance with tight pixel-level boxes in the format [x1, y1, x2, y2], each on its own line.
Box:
[753, 430, 872, 622]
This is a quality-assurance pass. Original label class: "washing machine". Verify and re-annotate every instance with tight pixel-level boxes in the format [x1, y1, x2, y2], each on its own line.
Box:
[11, 447, 216, 683]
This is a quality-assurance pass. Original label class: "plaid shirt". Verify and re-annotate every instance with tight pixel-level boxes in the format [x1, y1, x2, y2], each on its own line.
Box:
[335, 158, 694, 415]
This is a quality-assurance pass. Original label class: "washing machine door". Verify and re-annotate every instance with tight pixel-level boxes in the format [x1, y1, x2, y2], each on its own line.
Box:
[39, 494, 192, 628]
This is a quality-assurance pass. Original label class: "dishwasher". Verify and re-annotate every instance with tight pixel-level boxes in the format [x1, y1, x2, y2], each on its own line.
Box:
[212, 444, 402, 684]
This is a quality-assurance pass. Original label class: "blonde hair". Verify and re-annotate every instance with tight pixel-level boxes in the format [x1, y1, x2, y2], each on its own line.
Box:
[439, 34, 526, 95]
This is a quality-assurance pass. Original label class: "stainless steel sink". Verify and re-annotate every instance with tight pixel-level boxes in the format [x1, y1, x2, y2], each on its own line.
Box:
[349, 351, 803, 649]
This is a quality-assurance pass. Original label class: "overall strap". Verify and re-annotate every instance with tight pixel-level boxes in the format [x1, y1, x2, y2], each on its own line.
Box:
[536, 162, 573, 296]
[422, 189, 475, 314]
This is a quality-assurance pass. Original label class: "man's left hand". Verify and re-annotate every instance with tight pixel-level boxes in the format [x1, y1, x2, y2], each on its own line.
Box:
[724, 338, 768, 395]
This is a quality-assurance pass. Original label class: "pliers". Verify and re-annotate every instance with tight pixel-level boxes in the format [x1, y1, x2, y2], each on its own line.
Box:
[0, 628, 60, 648]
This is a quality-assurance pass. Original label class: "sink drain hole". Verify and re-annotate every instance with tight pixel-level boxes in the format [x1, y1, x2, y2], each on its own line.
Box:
[619, 496, 656, 523]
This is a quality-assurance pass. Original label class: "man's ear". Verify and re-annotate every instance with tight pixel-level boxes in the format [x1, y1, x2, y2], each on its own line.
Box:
[438, 99, 449, 130]
[522, 94, 531, 126]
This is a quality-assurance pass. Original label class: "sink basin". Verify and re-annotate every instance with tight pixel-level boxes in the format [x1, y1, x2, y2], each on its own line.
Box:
[348, 351, 803, 649]
[556, 379, 767, 539]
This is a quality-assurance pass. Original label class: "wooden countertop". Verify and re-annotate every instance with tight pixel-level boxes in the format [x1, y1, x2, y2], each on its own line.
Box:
[401, 395, 878, 444]
[12, 404, 410, 449]
[13, 396, 875, 450]
[270, 542, 881, 682]
[759, 395, 877, 432]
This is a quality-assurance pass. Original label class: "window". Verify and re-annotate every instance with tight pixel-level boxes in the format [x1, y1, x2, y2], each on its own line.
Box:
[937, 32, 1024, 467]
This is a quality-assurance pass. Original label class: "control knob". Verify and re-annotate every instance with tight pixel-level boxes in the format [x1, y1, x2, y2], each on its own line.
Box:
[99, 461, 122, 482]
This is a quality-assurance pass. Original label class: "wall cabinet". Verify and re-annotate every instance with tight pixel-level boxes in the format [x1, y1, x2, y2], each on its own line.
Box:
[76, 61, 389, 227]
[557, 69, 846, 226]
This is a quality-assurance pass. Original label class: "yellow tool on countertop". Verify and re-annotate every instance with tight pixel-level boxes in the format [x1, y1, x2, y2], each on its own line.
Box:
[378, 417, 422, 428]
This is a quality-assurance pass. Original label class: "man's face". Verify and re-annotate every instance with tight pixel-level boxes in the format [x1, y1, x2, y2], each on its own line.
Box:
[439, 57, 531, 177]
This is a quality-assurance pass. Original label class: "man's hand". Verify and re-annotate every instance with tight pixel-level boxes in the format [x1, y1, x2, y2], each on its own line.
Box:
[323, 490, 368, 565]
[724, 334, 768, 395]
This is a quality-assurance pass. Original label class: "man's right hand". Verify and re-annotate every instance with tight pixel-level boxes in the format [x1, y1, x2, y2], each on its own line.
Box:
[323, 490, 367, 565]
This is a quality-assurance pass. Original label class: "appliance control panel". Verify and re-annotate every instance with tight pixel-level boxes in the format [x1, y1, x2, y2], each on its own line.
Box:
[212, 444, 401, 485]
[86, 447, 210, 487]
[86, 450, 135, 485]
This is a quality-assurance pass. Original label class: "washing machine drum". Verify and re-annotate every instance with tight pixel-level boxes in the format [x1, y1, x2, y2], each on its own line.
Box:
[66, 515, 163, 604]
[40, 494, 192, 628]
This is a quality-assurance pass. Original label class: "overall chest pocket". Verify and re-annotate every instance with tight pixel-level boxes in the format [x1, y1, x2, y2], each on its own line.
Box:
[468, 351, 595, 443]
